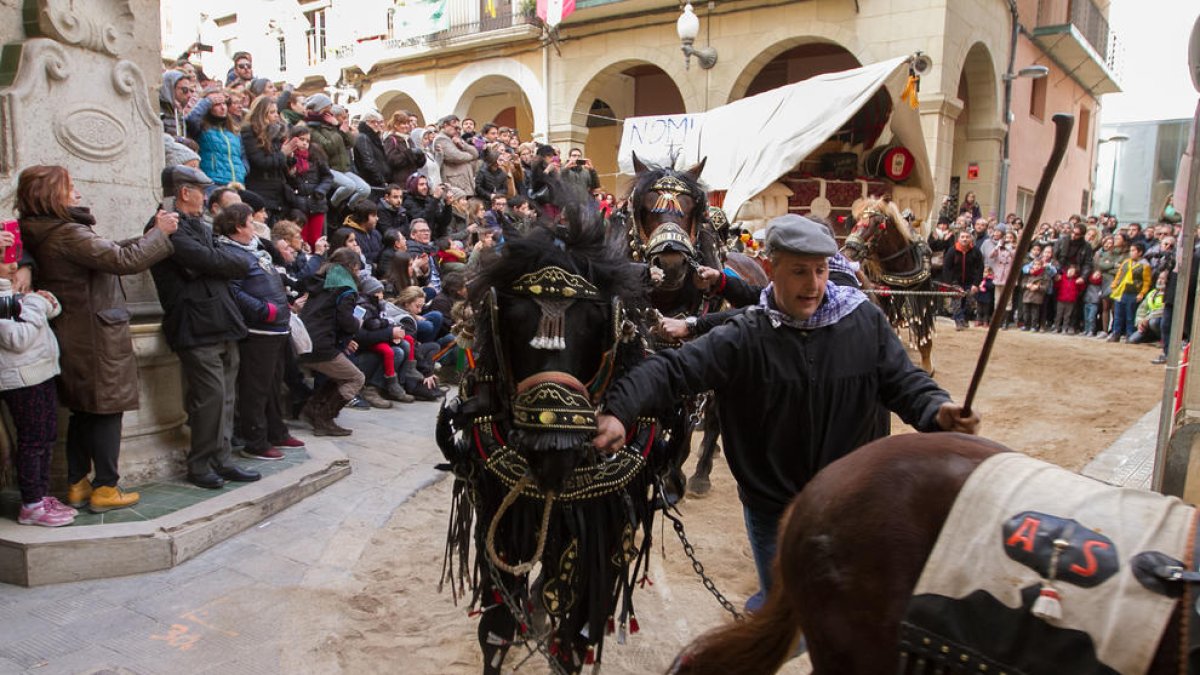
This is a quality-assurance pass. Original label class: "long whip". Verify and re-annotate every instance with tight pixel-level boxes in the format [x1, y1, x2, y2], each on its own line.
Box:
[961, 113, 1075, 416]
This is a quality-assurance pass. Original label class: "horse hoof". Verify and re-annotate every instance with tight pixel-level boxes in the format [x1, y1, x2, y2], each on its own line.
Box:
[686, 476, 712, 497]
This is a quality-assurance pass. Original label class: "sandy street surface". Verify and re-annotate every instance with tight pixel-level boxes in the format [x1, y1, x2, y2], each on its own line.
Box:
[302, 322, 1167, 674]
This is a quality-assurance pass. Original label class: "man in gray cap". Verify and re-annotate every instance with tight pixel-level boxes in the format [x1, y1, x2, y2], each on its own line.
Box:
[150, 165, 261, 489]
[596, 213, 978, 612]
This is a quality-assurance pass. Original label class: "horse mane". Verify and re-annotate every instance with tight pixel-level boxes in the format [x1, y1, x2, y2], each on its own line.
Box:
[853, 195, 919, 243]
[626, 160, 709, 235]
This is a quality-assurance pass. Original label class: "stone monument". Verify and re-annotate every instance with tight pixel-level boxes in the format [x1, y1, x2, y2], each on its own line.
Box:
[0, 0, 188, 484]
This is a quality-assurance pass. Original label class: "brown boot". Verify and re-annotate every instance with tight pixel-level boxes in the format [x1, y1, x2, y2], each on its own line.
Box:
[313, 393, 353, 437]
[358, 386, 393, 409]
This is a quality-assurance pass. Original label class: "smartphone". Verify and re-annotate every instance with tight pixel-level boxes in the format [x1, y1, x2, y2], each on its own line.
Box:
[2, 220, 22, 264]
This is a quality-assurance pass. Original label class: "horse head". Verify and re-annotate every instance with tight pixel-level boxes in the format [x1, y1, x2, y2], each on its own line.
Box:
[628, 153, 711, 292]
[842, 195, 914, 263]
[470, 215, 645, 496]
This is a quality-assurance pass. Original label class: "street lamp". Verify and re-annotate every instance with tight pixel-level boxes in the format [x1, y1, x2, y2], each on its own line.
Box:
[677, 3, 717, 70]
[996, 64, 1050, 220]
[1098, 134, 1130, 216]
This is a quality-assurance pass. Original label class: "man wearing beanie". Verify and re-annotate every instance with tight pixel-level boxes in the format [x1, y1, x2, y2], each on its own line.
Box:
[595, 213, 979, 613]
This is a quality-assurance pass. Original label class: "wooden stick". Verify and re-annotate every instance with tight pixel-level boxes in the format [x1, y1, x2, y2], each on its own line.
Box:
[962, 113, 1075, 416]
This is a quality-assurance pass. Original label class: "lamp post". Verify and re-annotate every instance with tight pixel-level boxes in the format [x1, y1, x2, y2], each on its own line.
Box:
[996, 64, 1050, 221]
[676, 3, 717, 70]
[1097, 134, 1129, 216]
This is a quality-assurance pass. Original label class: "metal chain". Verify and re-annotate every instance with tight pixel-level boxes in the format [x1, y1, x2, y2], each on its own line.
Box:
[660, 503, 744, 621]
[863, 288, 967, 298]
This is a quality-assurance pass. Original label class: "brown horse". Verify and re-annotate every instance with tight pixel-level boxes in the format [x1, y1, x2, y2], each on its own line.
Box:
[841, 197, 937, 374]
[626, 154, 724, 502]
[669, 433, 1187, 675]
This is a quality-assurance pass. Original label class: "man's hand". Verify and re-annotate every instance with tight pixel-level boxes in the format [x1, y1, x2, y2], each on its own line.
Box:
[657, 317, 691, 341]
[392, 326, 406, 342]
[693, 265, 722, 291]
[346, 339, 358, 354]
[593, 414, 626, 454]
[935, 402, 981, 435]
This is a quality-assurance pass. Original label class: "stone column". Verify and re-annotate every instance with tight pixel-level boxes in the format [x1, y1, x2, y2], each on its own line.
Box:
[918, 93, 964, 206]
[0, 0, 188, 485]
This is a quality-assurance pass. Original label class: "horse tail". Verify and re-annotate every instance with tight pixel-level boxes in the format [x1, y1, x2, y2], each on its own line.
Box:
[666, 572, 801, 675]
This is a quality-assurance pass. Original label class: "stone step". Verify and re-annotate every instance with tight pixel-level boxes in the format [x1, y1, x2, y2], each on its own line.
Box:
[0, 439, 350, 587]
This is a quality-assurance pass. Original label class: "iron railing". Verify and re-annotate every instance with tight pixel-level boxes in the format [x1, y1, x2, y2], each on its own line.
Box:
[328, 1, 539, 61]
[1035, 0, 1111, 62]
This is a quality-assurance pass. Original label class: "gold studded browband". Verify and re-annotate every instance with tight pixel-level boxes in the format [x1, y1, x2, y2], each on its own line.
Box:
[510, 266, 601, 301]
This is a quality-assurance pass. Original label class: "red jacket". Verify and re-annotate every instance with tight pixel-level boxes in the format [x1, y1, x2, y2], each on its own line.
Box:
[1055, 273, 1085, 303]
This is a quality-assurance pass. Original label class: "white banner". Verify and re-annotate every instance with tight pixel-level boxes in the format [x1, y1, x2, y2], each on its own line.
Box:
[616, 57, 934, 222]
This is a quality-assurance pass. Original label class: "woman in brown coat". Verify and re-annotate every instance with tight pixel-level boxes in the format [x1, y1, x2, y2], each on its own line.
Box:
[17, 165, 178, 513]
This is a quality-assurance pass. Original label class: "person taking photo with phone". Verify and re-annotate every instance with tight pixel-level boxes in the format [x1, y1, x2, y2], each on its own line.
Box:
[16, 165, 177, 513]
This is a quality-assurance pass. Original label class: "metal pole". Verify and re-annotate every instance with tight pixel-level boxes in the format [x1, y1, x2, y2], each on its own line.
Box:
[1154, 100, 1200, 495]
[996, 1, 1020, 220]
[1107, 144, 1120, 216]
[1153, 15, 1200, 495]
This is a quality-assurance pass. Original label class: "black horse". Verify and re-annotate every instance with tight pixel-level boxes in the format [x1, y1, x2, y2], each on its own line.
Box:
[625, 154, 726, 499]
[437, 196, 680, 674]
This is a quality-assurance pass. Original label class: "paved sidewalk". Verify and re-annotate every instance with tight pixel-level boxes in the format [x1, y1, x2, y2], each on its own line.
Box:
[1081, 405, 1161, 490]
[0, 400, 448, 674]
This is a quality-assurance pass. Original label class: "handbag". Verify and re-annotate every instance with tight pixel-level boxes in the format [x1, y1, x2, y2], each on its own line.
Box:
[289, 312, 312, 355]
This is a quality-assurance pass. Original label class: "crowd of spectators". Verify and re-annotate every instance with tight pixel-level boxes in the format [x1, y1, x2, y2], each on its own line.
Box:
[930, 194, 1194, 368]
[1, 49, 624, 526]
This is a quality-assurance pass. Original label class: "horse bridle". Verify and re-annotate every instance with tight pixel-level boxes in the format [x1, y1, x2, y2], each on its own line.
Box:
[486, 265, 631, 435]
[628, 174, 702, 265]
[843, 208, 932, 288]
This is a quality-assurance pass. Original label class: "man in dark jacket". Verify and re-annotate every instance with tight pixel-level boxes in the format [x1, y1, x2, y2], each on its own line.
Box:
[595, 214, 979, 611]
[942, 230, 985, 330]
[376, 184, 408, 237]
[353, 112, 391, 188]
[150, 166, 260, 489]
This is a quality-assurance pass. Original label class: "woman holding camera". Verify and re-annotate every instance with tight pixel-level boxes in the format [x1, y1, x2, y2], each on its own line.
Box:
[17, 165, 178, 513]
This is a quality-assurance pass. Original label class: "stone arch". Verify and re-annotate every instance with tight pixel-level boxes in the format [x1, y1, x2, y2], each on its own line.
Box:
[949, 41, 1004, 215]
[561, 44, 702, 121]
[723, 28, 874, 103]
[373, 90, 426, 126]
[951, 41, 1001, 132]
[446, 58, 546, 138]
[566, 60, 689, 194]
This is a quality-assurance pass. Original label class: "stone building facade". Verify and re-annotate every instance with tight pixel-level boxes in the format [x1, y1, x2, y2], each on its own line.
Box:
[163, 0, 1119, 224]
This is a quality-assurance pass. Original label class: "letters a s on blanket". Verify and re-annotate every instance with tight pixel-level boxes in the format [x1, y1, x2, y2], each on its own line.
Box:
[900, 452, 1195, 674]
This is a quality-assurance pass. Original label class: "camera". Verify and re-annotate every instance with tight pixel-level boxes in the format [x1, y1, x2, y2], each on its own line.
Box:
[0, 294, 23, 321]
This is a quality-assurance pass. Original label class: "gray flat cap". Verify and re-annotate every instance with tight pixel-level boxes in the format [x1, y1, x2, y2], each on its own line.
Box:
[764, 214, 838, 257]
[304, 93, 333, 112]
[437, 114, 460, 127]
[169, 164, 213, 188]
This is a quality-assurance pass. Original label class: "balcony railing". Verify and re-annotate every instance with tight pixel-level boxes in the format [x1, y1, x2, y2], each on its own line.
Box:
[1036, 0, 1110, 62]
[306, 27, 326, 66]
[326, 2, 539, 62]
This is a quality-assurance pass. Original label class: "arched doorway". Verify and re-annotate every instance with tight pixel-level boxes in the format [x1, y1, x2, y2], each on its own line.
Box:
[571, 62, 687, 195]
[730, 40, 861, 102]
[375, 91, 426, 127]
[949, 42, 1001, 219]
[453, 74, 536, 144]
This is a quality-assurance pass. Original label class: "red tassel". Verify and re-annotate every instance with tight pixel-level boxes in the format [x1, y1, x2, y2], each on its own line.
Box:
[468, 609, 482, 618]
[492, 590, 503, 604]
[549, 640, 559, 656]
[639, 575, 654, 588]
[630, 615, 640, 634]
[584, 646, 596, 665]
[607, 617, 615, 635]
[518, 622, 528, 635]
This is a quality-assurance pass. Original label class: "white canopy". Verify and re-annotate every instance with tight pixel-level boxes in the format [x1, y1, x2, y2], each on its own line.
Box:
[616, 56, 935, 223]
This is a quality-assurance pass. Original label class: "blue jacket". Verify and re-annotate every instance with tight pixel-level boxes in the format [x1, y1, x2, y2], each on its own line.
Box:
[187, 98, 248, 185]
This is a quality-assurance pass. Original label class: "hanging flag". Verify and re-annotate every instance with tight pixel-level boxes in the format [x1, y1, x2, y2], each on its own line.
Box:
[392, 0, 450, 40]
[536, 0, 576, 27]
[486, 0, 496, 19]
